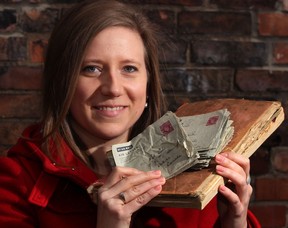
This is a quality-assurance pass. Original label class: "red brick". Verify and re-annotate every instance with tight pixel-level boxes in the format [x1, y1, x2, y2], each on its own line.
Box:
[2, 0, 22, 2]
[21, 7, 60, 33]
[162, 69, 233, 93]
[0, 121, 35, 145]
[250, 147, 270, 175]
[210, 0, 277, 9]
[273, 42, 288, 64]
[0, 37, 24, 61]
[282, 102, 288, 121]
[258, 13, 288, 37]
[165, 95, 200, 112]
[6, 37, 27, 61]
[179, 11, 251, 35]
[255, 177, 288, 200]
[29, 37, 48, 63]
[0, 9, 17, 32]
[283, 0, 288, 11]
[161, 39, 187, 64]
[47, 0, 85, 3]
[146, 10, 176, 34]
[249, 204, 287, 228]
[191, 41, 267, 66]
[236, 70, 288, 92]
[271, 147, 288, 172]
[0, 37, 8, 60]
[0, 66, 42, 90]
[127, 0, 203, 6]
[265, 120, 288, 148]
[0, 94, 41, 118]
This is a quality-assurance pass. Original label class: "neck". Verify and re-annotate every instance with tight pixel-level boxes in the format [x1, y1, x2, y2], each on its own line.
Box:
[70, 120, 129, 177]
[84, 145, 112, 177]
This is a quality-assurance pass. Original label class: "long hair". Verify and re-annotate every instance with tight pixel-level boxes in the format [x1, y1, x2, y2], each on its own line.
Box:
[41, 0, 167, 160]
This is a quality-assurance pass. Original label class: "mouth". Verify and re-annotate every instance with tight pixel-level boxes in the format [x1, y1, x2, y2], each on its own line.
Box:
[92, 105, 126, 118]
[94, 106, 125, 111]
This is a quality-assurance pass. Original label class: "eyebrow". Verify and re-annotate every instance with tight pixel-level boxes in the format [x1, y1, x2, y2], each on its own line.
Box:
[82, 58, 143, 66]
[120, 59, 142, 66]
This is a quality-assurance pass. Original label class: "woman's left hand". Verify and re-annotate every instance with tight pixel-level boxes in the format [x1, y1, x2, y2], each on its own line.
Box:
[215, 152, 253, 228]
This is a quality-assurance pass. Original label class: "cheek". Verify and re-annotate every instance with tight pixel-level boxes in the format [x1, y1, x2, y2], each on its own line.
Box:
[70, 81, 93, 112]
[74, 86, 88, 101]
[74, 78, 97, 101]
[129, 83, 147, 105]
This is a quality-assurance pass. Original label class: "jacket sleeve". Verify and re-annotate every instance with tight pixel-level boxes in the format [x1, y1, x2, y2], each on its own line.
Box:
[0, 156, 38, 228]
[247, 209, 261, 228]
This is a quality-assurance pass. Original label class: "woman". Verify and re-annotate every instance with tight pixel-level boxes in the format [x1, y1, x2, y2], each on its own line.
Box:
[0, 0, 260, 227]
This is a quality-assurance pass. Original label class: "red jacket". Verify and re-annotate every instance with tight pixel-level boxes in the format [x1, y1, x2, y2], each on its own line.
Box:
[0, 124, 261, 228]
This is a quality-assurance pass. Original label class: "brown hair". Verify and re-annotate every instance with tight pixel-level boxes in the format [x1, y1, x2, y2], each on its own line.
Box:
[41, 0, 167, 160]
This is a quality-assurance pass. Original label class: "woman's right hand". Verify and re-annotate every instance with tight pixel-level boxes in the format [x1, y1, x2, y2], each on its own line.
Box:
[96, 167, 166, 228]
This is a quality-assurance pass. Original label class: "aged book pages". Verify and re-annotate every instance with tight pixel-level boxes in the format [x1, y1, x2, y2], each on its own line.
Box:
[148, 99, 284, 209]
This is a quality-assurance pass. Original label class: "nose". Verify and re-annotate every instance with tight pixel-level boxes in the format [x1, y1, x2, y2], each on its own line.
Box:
[100, 70, 123, 97]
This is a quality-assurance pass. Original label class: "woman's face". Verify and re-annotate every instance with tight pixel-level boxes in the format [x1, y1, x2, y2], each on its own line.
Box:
[70, 26, 147, 145]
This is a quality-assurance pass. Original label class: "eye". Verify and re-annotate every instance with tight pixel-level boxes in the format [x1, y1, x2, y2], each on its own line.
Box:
[81, 65, 102, 77]
[123, 65, 137, 73]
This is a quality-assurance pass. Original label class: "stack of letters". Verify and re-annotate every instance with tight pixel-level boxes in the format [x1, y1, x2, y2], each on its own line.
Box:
[109, 109, 234, 179]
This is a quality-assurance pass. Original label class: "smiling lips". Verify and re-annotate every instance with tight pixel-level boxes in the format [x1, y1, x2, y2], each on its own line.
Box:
[93, 106, 126, 117]
[95, 106, 125, 111]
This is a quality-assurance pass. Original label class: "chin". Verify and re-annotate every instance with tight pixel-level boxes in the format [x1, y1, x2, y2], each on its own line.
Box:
[96, 130, 129, 141]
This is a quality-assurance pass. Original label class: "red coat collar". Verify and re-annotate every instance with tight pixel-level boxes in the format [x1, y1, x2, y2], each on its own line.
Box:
[9, 124, 98, 189]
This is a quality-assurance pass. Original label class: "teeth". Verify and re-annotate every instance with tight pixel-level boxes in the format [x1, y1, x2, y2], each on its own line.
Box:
[97, 106, 124, 111]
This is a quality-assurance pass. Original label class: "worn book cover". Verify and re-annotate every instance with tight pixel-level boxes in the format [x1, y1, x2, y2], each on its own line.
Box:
[148, 99, 284, 209]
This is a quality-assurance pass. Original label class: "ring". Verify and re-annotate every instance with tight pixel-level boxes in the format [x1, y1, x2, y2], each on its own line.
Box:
[246, 175, 251, 185]
[119, 192, 126, 204]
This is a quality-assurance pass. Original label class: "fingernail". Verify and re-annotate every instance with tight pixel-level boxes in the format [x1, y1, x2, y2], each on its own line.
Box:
[216, 154, 224, 162]
[219, 185, 226, 192]
[158, 176, 166, 183]
[221, 152, 228, 157]
[154, 185, 162, 191]
[151, 170, 161, 175]
[216, 165, 224, 173]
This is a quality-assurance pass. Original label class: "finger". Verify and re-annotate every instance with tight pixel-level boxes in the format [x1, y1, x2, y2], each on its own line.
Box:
[218, 184, 245, 216]
[216, 161, 253, 203]
[99, 170, 163, 201]
[121, 175, 165, 203]
[220, 152, 250, 176]
[219, 183, 252, 212]
[102, 166, 143, 189]
[215, 153, 246, 180]
[216, 163, 247, 187]
[125, 183, 164, 213]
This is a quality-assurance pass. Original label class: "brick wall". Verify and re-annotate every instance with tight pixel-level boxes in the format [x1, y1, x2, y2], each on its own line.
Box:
[1, 0, 288, 227]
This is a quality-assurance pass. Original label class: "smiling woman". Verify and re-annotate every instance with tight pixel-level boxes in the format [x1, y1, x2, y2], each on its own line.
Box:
[70, 27, 148, 150]
[0, 0, 260, 228]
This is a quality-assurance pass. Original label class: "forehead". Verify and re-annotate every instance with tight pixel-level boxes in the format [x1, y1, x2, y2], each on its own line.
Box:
[85, 26, 145, 59]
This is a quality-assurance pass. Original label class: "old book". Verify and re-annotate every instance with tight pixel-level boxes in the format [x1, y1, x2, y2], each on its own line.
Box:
[148, 98, 284, 209]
